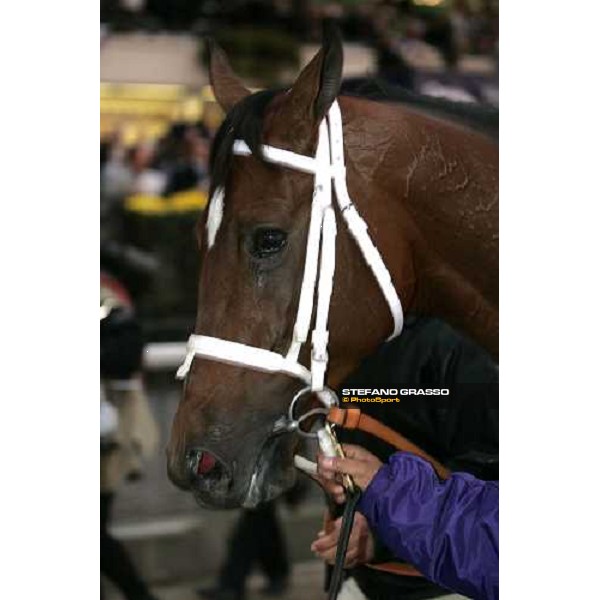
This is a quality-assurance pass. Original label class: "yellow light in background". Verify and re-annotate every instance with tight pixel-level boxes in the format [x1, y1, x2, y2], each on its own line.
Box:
[412, 0, 444, 7]
[122, 122, 140, 147]
[100, 83, 185, 102]
[146, 120, 169, 142]
[172, 97, 203, 123]
[183, 97, 203, 122]
[125, 189, 208, 215]
[101, 83, 216, 143]
[101, 98, 179, 117]
[200, 86, 216, 102]
[202, 102, 224, 130]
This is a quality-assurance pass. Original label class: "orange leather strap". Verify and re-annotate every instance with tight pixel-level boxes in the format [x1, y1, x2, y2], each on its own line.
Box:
[367, 562, 423, 577]
[327, 407, 451, 480]
[323, 507, 335, 534]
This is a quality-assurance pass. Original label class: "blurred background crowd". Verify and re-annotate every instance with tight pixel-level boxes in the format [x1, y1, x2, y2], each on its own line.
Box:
[100, 2, 498, 599]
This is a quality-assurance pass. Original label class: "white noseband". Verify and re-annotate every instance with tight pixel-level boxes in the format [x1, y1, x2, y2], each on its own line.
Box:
[176, 101, 403, 403]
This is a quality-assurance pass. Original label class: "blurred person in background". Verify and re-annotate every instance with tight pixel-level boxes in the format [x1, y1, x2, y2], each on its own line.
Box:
[473, 0, 498, 56]
[102, 133, 135, 205]
[158, 123, 210, 196]
[449, 0, 475, 57]
[198, 502, 289, 600]
[198, 480, 310, 600]
[368, 2, 416, 90]
[101, 133, 135, 243]
[101, 268, 160, 600]
[423, 8, 459, 69]
[188, 126, 211, 192]
[129, 141, 167, 197]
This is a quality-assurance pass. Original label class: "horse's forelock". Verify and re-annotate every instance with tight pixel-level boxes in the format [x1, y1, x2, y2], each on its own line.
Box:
[209, 89, 281, 195]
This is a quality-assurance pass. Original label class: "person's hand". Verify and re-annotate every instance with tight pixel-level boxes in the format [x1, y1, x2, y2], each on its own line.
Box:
[317, 444, 383, 491]
[310, 458, 348, 505]
[311, 512, 375, 568]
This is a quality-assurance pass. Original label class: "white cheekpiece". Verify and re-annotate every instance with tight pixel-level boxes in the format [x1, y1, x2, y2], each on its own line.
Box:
[176, 100, 404, 399]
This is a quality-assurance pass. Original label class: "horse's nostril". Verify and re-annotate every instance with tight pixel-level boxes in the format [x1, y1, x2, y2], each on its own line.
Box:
[187, 448, 219, 477]
[198, 452, 217, 475]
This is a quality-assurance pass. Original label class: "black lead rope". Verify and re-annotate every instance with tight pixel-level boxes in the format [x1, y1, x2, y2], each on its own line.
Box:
[327, 488, 362, 600]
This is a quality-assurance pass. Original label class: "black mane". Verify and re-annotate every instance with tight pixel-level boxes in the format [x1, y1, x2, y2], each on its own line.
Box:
[210, 89, 280, 194]
[341, 78, 499, 141]
[209, 81, 498, 192]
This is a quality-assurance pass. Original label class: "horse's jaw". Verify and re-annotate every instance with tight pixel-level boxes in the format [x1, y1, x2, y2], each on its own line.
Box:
[242, 433, 298, 508]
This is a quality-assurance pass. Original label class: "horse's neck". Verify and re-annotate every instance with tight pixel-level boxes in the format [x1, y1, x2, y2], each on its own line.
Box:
[343, 97, 499, 358]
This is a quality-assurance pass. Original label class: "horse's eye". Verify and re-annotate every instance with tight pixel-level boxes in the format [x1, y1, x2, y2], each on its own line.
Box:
[251, 228, 287, 258]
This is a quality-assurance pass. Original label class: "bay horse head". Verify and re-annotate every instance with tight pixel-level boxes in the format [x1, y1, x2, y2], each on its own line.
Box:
[167, 29, 498, 509]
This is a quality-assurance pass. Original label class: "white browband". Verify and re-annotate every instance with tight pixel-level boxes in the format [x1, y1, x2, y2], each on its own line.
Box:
[177, 100, 403, 400]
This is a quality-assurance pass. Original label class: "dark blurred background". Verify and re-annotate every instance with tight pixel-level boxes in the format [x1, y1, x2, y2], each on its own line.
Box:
[100, 3, 498, 599]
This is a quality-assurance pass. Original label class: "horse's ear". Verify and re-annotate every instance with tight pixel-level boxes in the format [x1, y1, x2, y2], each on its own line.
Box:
[315, 22, 344, 120]
[207, 39, 251, 113]
[275, 24, 343, 143]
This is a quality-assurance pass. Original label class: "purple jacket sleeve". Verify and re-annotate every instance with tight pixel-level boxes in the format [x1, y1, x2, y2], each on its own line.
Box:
[358, 452, 498, 600]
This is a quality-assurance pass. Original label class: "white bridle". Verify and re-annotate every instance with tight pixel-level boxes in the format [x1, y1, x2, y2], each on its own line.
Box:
[176, 100, 403, 413]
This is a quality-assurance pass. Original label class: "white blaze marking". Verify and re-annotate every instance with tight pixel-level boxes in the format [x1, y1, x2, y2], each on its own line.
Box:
[206, 186, 224, 249]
